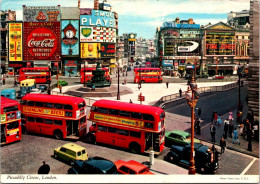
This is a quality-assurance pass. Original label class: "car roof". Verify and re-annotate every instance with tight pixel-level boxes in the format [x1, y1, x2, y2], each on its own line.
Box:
[168, 130, 190, 137]
[121, 160, 147, 172]
[85, 157, 115, 172]
[61, 143, 86, 152]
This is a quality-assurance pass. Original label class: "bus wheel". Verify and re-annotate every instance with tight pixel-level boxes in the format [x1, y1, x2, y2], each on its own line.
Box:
[129, 142, 141, 154]
[54, 130, 63, 140]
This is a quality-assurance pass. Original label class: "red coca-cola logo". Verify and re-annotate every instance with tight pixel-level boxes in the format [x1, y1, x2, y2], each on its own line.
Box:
[27, 27, 57, 59]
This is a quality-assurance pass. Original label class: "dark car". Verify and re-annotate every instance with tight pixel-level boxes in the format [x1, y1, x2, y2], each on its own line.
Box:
[68, 157, 118, 174]
[165, 143, 219, 173]
[38, 85, 47, 92]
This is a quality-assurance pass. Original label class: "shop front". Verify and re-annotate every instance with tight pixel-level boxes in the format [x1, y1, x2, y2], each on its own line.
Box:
[8, 62, 25, 75]
[207, 64, 236, 76]
[162, 60, 173, 76]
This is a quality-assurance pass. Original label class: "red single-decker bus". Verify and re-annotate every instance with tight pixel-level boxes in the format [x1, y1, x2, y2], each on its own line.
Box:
[19, 67, 51, 84]
[1, 97, 22, 145]
[87, 99, 165, 154]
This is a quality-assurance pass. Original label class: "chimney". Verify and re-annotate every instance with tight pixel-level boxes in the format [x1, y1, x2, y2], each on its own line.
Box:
[78, 0, 80, 8]
[188, 18, 193, 24]
[94, 0, 99, 10]
[175, 17, 180, 23]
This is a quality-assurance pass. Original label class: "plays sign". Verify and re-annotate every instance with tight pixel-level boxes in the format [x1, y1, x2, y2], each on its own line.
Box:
[23, 22, 61, 60]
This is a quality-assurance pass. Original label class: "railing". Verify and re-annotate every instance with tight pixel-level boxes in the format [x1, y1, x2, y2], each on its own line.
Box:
[170, 77, 238, 83]
[153, 82, 240, 107]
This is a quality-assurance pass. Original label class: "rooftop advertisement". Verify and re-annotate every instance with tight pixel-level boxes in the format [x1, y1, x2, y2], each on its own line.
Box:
[61, 20, 79, 56]
[80, 10, 116, 28]
[23, 6, 61, 22]
[161, 22, 200, 29]
[80, 26, 116, 43]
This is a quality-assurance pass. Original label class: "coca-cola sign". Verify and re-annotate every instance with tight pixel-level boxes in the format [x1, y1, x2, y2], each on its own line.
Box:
[23, 22, 60, 60]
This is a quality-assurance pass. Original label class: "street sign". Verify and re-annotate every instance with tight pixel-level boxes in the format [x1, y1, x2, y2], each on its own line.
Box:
[138, 92, 145, 102]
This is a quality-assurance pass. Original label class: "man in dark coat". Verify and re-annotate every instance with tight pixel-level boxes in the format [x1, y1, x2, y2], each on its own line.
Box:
[179, 88, 182, 97]
[220, 136, 226, 153]
[229, 122, 234, 138]
[210, 124, 216, 142]
[223, 118, 229, 139]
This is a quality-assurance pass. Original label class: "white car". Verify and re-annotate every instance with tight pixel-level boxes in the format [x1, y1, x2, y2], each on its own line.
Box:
[29, 88, 42, 94]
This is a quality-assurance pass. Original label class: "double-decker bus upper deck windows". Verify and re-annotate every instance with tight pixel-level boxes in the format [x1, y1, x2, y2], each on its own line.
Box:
[130, 131, 141, 138]
[45, 119, 53, 124]
[36, 102, 44, 107]
[64, 104, 73, 110]
[65, 112, 72, 117]
[27, 117, 35, 122]
[143, 114, 154, 121]
[144, 122, 153, 129]
[118, 129, 129, 136]
[36, 118, 43, 123]
[3, 105, 19, 113]
[27, 101, 35, 107]
[119, 111, 130, 117]
[7, 121, 19, 130]
[54, 120, 62, 125]
[54, 104, 62, 109]
[98, 108, 108, 114]
[108, 127, 118, 134]
[45, 103, 53, 108]
[97, 125, 107, 132]
[131, 112, 142, 119]
[109, 109, 119, 115]
[78, 102, 86, 109]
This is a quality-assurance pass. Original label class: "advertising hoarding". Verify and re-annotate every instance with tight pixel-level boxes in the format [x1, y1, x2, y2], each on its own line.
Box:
[80, 26, 116, 43]
[100, 43, 115, 57]
[23, 22, 61, 61]
[161, 22, 200, 29]
[9, 23, 22, 61]
[61, 20, 79, 56]
[64, 60, 77, 76]
[164, 39, 200, 56]
[23, 6, 61, 22]
[80, 10, 116, 28]
[162, 60, 173, 66]
[80, 43, 100, 58]
[205, 31, 235, 56]
[180, 29, 201, 38]
[129, 41, 135, 55]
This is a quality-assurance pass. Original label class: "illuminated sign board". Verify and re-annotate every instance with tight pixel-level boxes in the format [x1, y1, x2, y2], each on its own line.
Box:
[23, 6, 61, 22]
[80, 26, 116, 43]
[164, 39, 200, 56]
[100, 43, 115, 58]
[80, 10, 116, 28]
[80, 43, 100, 58]
[180, 29, 201, 38]
[9, 23, 23, 61]
[23, 22, 61, 61]
[161, 22, 200, 29]
[64, 60, 77, 76]
[162, 60, 173, 66]
[205, 31, 235, 56]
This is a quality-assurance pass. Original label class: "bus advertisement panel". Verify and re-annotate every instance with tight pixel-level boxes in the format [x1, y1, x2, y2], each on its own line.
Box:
[134, 68, 162, 83]
[20, 94, 87, 140]
[87, 100, 165, 155]
[80, 67, 110, 84]
[1, 97, 22, 145]
[19, 67, 51, 84]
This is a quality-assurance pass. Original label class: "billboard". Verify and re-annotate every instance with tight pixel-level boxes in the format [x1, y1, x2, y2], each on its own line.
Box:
[100, 43, 115, 58]
[205, 31, 235, 56]
[23, 6, 61, 22]
[80, 26, 116, 43]
[9, 23, 23, 61]
[61, 20, 79, 56]
[162, 60, 173, 66]
[80, 10, 116, 28]
[64, 60, 77, 76]
[164, 39, 200, 56]
[23, 22, 61, 61]
[80, 43, 100, 58]
[180, 30, 201, 38]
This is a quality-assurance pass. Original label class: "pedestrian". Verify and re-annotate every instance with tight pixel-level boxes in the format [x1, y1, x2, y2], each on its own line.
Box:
[2, 77, 5, 85]
[210, 124, 216, 142]
[129, 99, 133, 103]
[228, 110, 233, 122]
[38, 161, 50, 174]
[166, 81, 169, 88]
[214, 112, 218, 124]
[179, 88, 182, 97]
[223, 118, 229, 139]
[196, 119, 201, 135]
[239, 124, 244, 136]
[92, 84, 95, 91]
[217, 115, 222, 126]
[14, 76, 17, 87]
[211, 111, 215, 123]
[198, 107, 201, 119]
[247, 124, 252, 151]
[59, 85, 62, 93]
[232, 128, 240, 145]
[229, 122, 234, 138]
[220, 137, 226, 153]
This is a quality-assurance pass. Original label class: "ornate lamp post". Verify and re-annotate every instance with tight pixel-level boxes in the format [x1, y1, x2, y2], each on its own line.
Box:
[237, 64, 242, 110]
[55, 55, 61, 88]
[138, 62, 141, 89]
[117, 61, 120, 100]
[185, 60, 199, 175]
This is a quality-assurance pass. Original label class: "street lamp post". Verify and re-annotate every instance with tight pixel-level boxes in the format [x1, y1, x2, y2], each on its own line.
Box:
[117, 61, 120, 100]
[185, 59, 199, 175]
[139, 63, 141, 89]
[55, 55, 61, 88]
[84, 60, 86, 87]
[237, 63, 242, 110]
[48, 65, 51, 95]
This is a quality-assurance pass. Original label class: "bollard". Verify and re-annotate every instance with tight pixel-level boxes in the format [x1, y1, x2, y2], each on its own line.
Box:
[149, 150, 154, 165]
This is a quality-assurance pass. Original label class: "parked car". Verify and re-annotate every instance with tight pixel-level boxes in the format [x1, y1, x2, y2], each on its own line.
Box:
[54, 143, 88, 165]
[165, 143, 219, 173]
[68, 157, 117, 174]
[59, 80, 68, 86]
[165, 130, 201, 146]
[213, 75, 225, 79]
[114, 160, 154, 175]
[29, 88, 42, 94]
[38, 85, 47, 92]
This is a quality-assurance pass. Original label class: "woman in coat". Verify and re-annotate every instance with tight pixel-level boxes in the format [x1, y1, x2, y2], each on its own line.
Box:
[217, 115, 222, 126]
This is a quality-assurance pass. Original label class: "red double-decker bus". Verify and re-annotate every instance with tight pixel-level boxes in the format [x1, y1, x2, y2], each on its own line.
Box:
[19, 67, 51, 84]
[134, 68, 162, 83]
[87, 99, 165, 154]
[80, 67, 110, 84]
[1, 97, 22, 145]
[20, 94, 87, 140]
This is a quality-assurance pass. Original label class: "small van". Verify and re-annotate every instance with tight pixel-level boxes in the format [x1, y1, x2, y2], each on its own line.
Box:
[54, 143, 88, 165]
[1, 88, 16, 100]
[18, 79, 36, 98]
